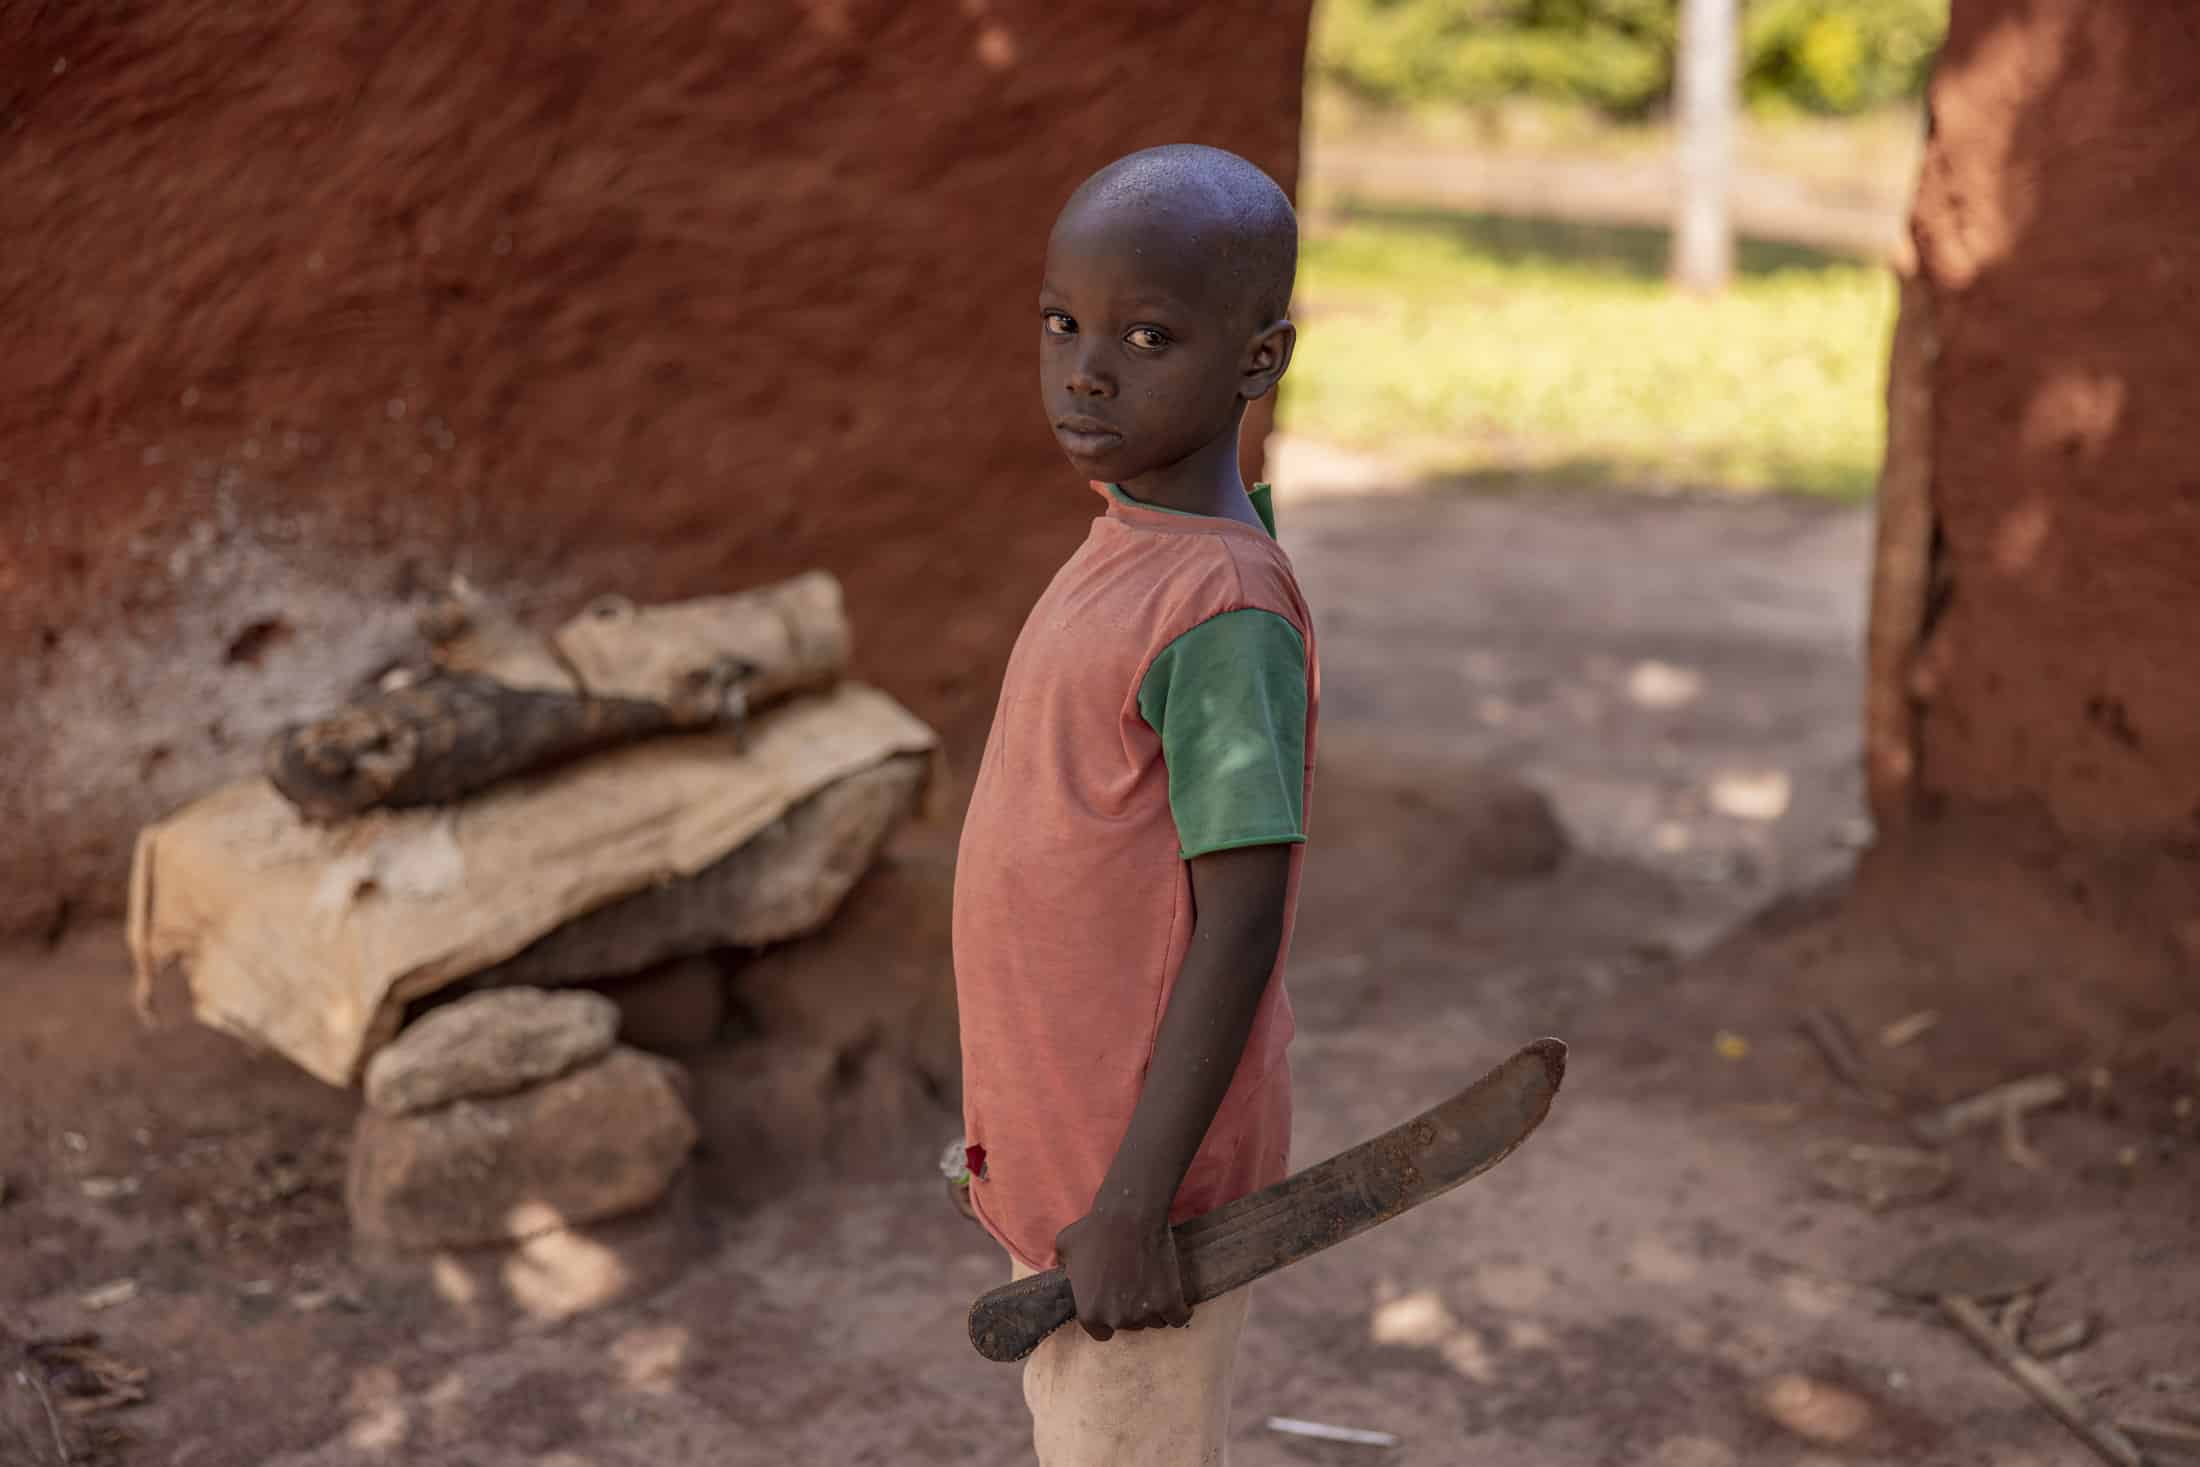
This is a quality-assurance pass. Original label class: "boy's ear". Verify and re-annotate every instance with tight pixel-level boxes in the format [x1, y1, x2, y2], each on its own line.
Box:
[1240, 319, 1297, 402]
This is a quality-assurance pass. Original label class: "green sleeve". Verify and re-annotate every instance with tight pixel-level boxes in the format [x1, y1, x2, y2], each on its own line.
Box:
[1136, 608, 1310, 859]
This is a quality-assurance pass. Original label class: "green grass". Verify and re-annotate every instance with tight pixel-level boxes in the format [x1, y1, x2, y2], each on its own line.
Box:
[1280, 204, 1898, 498]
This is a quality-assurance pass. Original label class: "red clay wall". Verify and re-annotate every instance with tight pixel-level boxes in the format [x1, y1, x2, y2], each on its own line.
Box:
[1902, 1, 2200, 840]
[0, 2, 1313, 938]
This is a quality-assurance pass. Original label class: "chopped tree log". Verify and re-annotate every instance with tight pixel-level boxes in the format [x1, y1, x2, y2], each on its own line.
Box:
[264, 573, 855, 822]
[419, 579, 579, 693]
[265, 674, 733, 822]
[553, 571, 851, 713]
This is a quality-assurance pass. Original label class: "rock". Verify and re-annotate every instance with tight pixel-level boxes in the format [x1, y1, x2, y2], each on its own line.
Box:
[354, 1172, 703, 1324]
[733, 834, 959, 1085]
[458, 753, 930, 991]
[592, 955, 728, 1055]
[1883, 1236, 2050, 1303]
[364, 987, 619, 1116]
[1804, 1140, 1953, 1211]
[687, 1037, 947, 1208]
[347, 1046, 697, 1251]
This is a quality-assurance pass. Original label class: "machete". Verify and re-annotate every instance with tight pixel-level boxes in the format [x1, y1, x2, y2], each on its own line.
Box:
[967, 1036, 1566, 1362]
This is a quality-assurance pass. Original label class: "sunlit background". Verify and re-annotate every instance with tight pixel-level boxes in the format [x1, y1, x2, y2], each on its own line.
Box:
[1282, 0, 1941, 497]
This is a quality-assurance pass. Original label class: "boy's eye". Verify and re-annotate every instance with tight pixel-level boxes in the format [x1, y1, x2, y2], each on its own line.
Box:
[1042, 311, 1076, 336]
[1125, 327, 1169, 351]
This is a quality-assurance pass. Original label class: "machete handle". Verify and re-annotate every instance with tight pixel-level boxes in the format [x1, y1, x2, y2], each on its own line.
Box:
[968, 1268, 1078, 1363]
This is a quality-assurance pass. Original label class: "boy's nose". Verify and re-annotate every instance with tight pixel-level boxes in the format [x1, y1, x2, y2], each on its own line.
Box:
[1067, 347, 1114, 398]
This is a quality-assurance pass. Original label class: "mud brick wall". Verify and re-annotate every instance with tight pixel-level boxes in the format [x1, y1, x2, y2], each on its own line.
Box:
[0, 2, 1314, 937]
[1882, 1, 2200, 841]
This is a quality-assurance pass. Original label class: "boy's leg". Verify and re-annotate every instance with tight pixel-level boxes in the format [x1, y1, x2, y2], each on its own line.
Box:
[1010, 1258, 1251, 1467]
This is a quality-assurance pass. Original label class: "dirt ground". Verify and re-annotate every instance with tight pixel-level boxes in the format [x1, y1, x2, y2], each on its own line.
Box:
[4, 468, 2195, 1466]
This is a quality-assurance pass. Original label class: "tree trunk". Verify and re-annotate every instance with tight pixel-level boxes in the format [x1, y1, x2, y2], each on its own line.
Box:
[1863, 268, 1938, 829]
[1673, 0, 1738, 293]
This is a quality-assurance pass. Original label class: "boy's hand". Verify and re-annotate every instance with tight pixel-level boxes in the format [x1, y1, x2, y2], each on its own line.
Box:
[1054, 1204, 1191, 1342]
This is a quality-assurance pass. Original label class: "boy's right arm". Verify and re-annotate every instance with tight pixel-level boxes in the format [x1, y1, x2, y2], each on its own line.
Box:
[1053, 840, 1292, 1341]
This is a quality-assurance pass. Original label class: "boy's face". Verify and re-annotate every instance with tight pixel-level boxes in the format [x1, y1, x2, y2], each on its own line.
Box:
[1038, 201, 1283, 483]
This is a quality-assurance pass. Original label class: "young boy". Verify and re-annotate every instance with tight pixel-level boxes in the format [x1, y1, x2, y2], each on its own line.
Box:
[953, 144, 1316, 1464]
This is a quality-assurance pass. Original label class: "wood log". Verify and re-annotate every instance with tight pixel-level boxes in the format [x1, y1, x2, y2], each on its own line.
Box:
[264, 674, 723, 822]
[418, 579, 578, 693]
[264, 573, 853, 821]
[553, 571, 850, 714]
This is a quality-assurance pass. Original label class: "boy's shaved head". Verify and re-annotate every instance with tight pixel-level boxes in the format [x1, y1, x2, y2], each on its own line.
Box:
[1038, 144, 1300, 491]
[1057, 144, 1297, 327]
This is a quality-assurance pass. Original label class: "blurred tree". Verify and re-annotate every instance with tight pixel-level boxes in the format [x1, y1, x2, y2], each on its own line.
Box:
[1672, 0, 1737, 292]
[1741, 0, 1943, 112]
[1313, 0, 1944, 117]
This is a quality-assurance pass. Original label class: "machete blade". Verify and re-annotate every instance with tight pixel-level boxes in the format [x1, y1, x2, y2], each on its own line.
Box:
[968, 1036, 1566, 1362]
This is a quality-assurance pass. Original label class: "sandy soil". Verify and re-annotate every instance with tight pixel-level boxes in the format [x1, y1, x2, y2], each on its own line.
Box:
[4, 475, 2194, 1466]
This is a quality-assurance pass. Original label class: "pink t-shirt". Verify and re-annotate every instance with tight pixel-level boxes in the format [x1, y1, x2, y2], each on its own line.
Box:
[953, 484, 1319, 1269]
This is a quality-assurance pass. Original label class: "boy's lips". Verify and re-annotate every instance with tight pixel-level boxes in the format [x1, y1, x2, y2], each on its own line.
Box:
[1053, 416, 1122, 454]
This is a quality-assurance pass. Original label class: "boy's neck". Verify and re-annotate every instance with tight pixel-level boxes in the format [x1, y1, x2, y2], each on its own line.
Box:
[1114, 431, 1261, 528]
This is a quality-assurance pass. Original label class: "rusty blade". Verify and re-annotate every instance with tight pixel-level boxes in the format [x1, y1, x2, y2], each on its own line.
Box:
[1174, 1037, 1566, 1301]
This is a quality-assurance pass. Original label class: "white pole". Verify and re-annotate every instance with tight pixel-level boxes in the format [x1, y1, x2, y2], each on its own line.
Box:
[1673, 0, 1738, 293]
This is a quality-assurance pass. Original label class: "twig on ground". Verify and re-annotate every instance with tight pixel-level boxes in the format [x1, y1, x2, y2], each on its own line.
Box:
[76, 1281, 136, 1313]
[1939, 1295, 2142, 1467]
[1999, 1291, 2037, 1342]
[2029, 1314, 2098, 1359]
[2120, 1416, 2200, 1458]
[23, 1333, 150, 1420]
[1880, 1010, 1940, 1048]
[1911, 1075, 2068, 1144]
[1267, 1417, 1399, 1448]
[16, 1367, 72, 1465]
[2001, 1105, 2047, 1170]
[1798, 1008, 1893, 1109]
